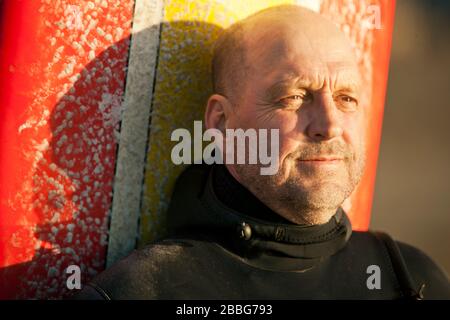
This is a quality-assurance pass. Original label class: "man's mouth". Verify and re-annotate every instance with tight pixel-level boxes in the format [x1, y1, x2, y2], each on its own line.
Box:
[296, 157, 344, 166]
[298, 156, 344, 162]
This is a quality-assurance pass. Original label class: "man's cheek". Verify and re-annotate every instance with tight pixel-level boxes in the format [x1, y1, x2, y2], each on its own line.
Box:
[274, 113, 302, 134]
[278, 137, 300, 163]
[342, 118, 364, 150]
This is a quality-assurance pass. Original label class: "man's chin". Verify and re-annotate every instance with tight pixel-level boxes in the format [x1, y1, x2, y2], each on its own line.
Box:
[290, 183, 350, 209]
[291, 163, 350, 181]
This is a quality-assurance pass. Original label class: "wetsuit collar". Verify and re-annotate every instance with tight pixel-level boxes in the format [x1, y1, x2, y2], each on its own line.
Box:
[197, 165, 352, 271]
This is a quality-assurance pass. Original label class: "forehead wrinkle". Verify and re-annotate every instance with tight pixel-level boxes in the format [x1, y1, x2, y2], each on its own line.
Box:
[329, 67, 361, 93]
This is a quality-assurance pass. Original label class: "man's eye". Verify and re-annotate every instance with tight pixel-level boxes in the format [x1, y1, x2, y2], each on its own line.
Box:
[278, 93, 311, 109]
[336, 95, 358, 110]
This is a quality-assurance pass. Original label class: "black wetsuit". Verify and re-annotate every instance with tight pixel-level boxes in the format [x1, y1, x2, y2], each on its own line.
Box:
[74, 164, 450, 299]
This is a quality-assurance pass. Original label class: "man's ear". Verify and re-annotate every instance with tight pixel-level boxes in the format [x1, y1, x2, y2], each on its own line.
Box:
[204, 94, 233, 132]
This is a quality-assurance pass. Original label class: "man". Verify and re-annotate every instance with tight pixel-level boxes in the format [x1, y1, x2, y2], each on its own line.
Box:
[75, 5, 450, 299]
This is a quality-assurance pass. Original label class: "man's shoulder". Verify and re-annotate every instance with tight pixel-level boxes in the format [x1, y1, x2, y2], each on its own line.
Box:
[395, 240, 450, 299]
[72, 238, 214, 300]
[348, 231, 450, 299]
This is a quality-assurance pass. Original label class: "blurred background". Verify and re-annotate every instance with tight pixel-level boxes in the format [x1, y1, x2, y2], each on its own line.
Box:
[372, 0, 450, 276]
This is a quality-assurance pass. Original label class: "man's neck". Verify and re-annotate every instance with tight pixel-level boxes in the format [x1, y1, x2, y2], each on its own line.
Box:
[220, 164, 339, 226]
[213, 164, 292, 224]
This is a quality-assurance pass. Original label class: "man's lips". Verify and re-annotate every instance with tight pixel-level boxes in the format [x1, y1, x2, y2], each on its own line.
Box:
[297, 157, 344, 162]
[296, 157, 344, 166]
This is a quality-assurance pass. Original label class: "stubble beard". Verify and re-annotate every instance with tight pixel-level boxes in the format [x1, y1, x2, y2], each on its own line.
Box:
[233, 143, 366, 225]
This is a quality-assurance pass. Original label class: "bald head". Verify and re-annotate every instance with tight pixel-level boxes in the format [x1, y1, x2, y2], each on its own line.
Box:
[212, 5, 357, 102]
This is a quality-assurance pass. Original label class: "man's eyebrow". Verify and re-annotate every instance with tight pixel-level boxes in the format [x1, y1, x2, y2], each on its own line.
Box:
[334, 81, 360, 94]
[333, 72, 361, 93]
[264, 76, 316, 100]
[264, 72, 361, 100]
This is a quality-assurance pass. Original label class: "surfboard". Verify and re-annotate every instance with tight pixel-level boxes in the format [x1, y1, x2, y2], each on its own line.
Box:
[0, 0, 395, 299]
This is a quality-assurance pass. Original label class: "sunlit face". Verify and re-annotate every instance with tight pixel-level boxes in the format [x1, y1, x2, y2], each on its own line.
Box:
[224, 17, 367, 225]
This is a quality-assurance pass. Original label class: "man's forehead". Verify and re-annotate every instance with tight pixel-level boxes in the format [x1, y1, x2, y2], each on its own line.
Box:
[272, 65, 360, 84]
[258, 55, 359, 76]
[244, 27, 357, 75]
[251, 57, 361, 93]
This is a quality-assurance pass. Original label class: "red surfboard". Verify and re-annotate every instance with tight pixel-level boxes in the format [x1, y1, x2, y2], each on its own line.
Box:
[0, 0, 395, 299]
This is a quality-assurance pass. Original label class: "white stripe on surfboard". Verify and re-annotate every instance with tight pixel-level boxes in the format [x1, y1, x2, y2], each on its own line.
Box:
[106, 0, 164, 267]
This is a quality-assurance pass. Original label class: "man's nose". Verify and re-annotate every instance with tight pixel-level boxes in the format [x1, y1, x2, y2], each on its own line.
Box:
[305, 95, 343, 141]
